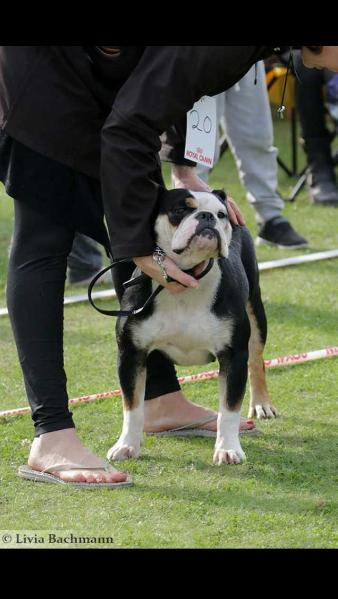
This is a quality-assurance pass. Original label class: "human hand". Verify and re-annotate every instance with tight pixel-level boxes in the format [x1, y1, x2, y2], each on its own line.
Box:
[133, 254, 199, 295]
[226, 197, 245, 226]
[171, 164, 212, 192]
[171, 164, 245, 226]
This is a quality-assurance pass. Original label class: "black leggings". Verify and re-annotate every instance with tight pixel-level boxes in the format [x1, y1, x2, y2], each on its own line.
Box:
[6, 200, 180, 436]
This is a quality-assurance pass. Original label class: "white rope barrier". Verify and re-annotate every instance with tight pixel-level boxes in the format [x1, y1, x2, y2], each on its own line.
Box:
[258, 248, 338, 271]
[0, 288, 117, 317]
[1, 249, 338, 317]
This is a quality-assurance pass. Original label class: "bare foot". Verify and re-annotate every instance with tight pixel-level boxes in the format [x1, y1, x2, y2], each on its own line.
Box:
[28, 428, 128, 484]
[144, 391, 255, 433]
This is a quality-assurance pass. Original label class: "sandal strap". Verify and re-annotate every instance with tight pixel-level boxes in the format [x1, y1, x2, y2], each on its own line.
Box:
[42, 460, 112, 473]
[166, 414, 217, 432]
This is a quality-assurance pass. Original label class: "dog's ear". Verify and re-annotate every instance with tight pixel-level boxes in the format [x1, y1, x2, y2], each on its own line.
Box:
[212, 189, 228, 205]
[157, 187, 195, 214]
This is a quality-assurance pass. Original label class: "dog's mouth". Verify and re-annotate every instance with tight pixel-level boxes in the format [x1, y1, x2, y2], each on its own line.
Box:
[173, 226, 221, 256]
[197, 226, 216, 237]
[190, 260, 209, 277]
[194, 223, 219, 240]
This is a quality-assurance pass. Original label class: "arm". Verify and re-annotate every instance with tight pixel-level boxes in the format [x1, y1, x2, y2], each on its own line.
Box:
[101, 46, 266, 289]
[161, 124, 246, 226]
[162, 125, 246, 225]
[159, 90, 246, 226]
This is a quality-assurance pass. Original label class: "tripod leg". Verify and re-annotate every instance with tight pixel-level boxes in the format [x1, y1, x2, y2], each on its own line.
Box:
[287, 168, 309, 202]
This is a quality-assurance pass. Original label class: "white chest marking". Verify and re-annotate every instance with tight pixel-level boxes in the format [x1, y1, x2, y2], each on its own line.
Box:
[132, 264, 233, 365]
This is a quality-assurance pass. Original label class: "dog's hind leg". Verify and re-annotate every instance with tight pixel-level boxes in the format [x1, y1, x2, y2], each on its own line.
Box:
[246, 292, 277, 419]
[214, 327, 249, 465]
[107, 342, 147, 462]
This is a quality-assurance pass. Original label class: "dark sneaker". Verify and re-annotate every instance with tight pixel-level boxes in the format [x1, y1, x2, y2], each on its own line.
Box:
[308, 176, 338, 205]
[256, 217, 308, 250]
[304, 137, 338, 205]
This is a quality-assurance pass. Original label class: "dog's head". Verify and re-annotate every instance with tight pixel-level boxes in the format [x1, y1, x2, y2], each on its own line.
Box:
[155, 189, 232, 269]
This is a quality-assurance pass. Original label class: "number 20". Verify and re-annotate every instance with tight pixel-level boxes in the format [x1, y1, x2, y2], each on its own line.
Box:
[190, 109, 212, 134]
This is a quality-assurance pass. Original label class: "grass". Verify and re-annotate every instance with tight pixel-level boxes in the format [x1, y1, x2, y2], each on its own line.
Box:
[0, 117, 338, 548]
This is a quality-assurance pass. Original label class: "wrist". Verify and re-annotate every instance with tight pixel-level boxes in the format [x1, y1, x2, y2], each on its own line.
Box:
[172, 164, 196, 179]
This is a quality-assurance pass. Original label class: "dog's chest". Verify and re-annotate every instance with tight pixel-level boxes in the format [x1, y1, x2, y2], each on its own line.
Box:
[132, 267, 233, 365]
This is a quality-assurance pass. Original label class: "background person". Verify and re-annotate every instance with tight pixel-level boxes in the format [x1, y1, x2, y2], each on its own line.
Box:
[67, 233, 105, 286]
[67, 232, 112, 286]
[162, 61, 308, 249]
[294, 51, 338, 205]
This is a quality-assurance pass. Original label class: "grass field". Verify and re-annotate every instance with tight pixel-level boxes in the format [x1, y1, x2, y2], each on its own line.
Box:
[0, 118, 337, 549]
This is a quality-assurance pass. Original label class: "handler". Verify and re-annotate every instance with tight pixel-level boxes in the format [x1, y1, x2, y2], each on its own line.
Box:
[1, 45, 336, 488]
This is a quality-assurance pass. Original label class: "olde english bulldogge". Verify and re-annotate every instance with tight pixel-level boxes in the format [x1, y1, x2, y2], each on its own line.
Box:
[107, 189, 276, 466]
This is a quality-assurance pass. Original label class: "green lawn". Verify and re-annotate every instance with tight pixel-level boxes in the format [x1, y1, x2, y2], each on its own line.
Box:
[0, 118, 338, 548]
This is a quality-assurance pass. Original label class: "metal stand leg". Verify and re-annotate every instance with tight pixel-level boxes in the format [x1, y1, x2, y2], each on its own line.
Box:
[288, 167, 309, 202]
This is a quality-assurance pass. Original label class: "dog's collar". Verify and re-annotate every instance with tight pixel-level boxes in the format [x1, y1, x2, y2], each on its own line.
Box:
[183, 259, 214, 280]
[124, 256, 214, 293]
[88, 257, 214, 318]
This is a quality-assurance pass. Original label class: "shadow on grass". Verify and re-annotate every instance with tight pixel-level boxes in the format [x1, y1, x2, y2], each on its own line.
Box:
[5, 456, 336, 526]
[138, 424, 338, 497]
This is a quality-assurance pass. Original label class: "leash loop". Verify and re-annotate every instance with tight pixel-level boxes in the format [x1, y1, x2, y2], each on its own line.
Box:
[88, 256, 214, 318]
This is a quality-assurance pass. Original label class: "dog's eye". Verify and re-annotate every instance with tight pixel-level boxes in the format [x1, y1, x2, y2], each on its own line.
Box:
[217, 211, 227, 219]
[170, 206, 187, 218]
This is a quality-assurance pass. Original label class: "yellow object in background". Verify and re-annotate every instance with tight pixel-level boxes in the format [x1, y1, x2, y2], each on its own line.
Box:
[266, 66, 296, 110]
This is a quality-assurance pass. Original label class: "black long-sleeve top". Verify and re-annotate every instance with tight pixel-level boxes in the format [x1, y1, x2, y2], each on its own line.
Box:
[0, 46, 284, 258]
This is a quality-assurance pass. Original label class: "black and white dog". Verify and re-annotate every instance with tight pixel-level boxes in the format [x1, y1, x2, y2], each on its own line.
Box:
[107, 189, 276, 466]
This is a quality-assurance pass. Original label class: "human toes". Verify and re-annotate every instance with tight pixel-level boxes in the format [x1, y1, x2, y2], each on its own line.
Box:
[53, 469, 88, 483]
[240, 417, 255, 430]
[53, 468, 128, 484]
[86, 469, 128, 483]
[103, 468, 129, 483]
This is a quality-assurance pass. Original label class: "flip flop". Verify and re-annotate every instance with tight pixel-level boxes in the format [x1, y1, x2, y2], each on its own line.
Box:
[146, 415, 260, 438]
[18, 462, 133, 489]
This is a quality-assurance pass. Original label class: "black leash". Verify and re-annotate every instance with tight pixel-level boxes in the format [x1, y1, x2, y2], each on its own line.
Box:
[88, 257, 214, 318]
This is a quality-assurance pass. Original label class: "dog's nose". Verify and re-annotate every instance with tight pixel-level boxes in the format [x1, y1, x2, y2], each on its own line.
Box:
[196, 211, 216, 224]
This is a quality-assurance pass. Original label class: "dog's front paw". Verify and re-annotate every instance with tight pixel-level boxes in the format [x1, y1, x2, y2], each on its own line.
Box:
[248, 400, 277, 419]
[213, 447, 246, 465]
[107, 441, 141, 462]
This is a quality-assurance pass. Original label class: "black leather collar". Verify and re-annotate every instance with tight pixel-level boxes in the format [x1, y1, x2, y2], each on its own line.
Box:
[88, 258, 214, 318]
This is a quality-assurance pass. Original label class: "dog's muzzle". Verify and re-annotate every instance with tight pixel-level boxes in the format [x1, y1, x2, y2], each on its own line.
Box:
[189, 218, 220, 251]
[173, 212, 221, 255]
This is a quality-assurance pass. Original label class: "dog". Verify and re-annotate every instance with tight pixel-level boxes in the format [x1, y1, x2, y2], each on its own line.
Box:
[107, 189, 276, 466]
